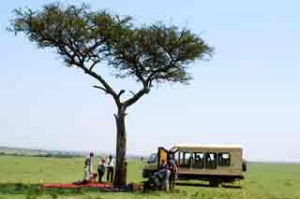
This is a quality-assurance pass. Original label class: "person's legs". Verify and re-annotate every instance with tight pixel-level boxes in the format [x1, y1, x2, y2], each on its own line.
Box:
[88, 171, 93, 182]
[107, 167, 112, 182]
[106, 169, 110, 182]
[84, 168, 89, 181]
[169, 172, 176, 191]
[98, 169, 103, 182]
[164, 170, 170, 191]
[110, 168, 114, 182]
[101, 170, 105, 182]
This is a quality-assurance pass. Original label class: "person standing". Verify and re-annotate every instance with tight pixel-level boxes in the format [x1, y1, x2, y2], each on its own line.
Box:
[106, 155, 114, 182]
[158, 163, 170, 191]
[167, 156, 178, 191]
[84, 152, 94, 181]
[97, 158, 106, 183]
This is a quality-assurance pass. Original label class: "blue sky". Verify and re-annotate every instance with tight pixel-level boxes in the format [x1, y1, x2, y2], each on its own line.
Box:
[0, 0, 299, 162]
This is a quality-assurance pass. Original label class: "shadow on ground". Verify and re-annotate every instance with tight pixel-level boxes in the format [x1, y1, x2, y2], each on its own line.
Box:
[0, 183, 99, 196]
[176, 182, 242, 189]
[0, 182, 241, 198]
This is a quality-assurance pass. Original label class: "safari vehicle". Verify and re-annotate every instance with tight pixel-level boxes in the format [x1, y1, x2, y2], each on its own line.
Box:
[143, 144, 247, 186]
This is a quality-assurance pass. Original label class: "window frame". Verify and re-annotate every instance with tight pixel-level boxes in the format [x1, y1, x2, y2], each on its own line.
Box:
[178, 151, 193, 168]
[204, 152, 218, 169]
[192, 152, 205, 169]
[218, 152, 231, 167]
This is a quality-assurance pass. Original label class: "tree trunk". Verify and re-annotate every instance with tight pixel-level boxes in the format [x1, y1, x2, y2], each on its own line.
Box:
[113, 106, 127, 188]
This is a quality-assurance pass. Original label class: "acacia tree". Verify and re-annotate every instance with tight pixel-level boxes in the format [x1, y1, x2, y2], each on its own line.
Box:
[10, 3, 213, 187]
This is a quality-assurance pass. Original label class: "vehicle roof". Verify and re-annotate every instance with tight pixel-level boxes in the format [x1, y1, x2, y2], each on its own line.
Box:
[171, 144, 243, 150]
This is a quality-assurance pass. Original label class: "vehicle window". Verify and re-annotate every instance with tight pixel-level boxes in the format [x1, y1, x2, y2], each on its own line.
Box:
[178, 152, 192, 168]
[148, 153, 157, 163]
[193, 152, 205, 169]
[205, 152, 217, 169]
[218, 152, 231, 166]
[173, 151, 179, 164]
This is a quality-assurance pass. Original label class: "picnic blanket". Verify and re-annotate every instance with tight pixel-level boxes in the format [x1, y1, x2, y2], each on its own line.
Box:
[42, 182, 144, 192]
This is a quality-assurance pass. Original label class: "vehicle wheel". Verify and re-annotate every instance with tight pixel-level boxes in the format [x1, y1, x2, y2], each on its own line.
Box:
[242, 161, 247, 172]
[209, 179, 220, 187]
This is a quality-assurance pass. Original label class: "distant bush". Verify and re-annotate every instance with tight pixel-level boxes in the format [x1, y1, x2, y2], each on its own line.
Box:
[0, 152, 81, 158]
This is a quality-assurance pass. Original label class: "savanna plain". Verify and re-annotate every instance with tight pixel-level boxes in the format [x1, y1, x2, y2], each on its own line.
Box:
[0, 155, 299, 199]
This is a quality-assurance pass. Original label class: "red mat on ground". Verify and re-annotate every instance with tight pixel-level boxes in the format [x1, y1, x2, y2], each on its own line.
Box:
[43, 183, 113, 189]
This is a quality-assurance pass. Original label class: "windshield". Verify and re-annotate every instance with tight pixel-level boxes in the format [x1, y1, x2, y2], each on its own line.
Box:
[148, 153, 157, 163]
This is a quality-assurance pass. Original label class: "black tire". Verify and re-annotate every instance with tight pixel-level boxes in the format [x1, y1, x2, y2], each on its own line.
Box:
[242, 161, 247, 172]
[209, 179, 220, 187]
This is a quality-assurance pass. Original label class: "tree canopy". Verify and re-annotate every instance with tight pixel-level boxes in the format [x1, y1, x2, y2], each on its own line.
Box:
[10, 3, 213, 108]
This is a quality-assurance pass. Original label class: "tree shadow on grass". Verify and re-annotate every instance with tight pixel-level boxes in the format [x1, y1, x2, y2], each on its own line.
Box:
[0, 183, 98, 196]
[176, 182, 211, 188]
[0, 182, 134, 197]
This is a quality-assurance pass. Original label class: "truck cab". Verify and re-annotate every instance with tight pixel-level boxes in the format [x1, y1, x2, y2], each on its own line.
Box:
[142, 147, 168, 178]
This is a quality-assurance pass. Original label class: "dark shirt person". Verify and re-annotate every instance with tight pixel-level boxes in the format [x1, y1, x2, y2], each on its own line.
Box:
[97, 159, 106, 183]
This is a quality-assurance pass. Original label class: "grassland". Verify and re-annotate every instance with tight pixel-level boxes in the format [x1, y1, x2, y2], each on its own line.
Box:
[0, 155, 299, 199]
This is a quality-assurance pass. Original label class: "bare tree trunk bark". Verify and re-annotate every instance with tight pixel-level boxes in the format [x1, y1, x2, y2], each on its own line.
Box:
[113, 106, 127, 188]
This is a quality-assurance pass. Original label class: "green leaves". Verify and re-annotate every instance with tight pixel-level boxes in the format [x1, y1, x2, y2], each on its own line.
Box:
[105, 22, 213, 85]
[9, 2, 213, 101]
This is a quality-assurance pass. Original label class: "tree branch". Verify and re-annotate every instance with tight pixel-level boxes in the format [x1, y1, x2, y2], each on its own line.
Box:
[117, 89, 125, 98]
[93, 85, 108, 94]
[56, 42, 123, 108]
[89, 59, 100, 71]
[78, 64, 120, 101]
[124, 86, 150, 107]
[129, 90, 135, 96]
